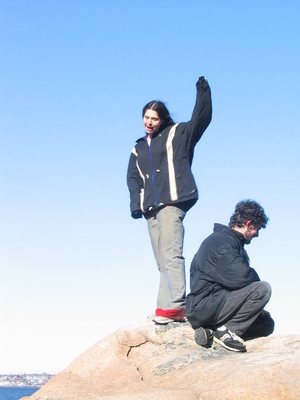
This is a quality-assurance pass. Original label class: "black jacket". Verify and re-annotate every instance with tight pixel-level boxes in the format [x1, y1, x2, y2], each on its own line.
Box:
[127, 79, 212, 218]
[186, 224, 260, 329]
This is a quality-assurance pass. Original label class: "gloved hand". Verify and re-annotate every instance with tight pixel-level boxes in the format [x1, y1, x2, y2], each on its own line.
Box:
[132, 210, 143, 219]
[196, 76, 208, 89]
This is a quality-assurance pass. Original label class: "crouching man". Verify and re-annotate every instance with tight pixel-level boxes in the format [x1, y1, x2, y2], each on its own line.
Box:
[186, 200, 274, 352]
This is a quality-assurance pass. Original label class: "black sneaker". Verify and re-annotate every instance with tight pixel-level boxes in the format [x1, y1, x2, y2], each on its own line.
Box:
[194, 327, 214, 348]
[213, 327, 247, 352]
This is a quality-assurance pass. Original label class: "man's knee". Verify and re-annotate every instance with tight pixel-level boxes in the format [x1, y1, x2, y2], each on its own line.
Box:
[258, 281, 272, 302]
[251, 281, 272, 302]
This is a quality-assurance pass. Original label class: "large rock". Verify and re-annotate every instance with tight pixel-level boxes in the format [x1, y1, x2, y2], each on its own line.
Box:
[22, 321, 300, 400]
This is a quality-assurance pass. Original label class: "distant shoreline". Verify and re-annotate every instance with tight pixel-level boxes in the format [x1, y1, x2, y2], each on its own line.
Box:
[0, 373, 53, 387]
[0, 385, 39, 388]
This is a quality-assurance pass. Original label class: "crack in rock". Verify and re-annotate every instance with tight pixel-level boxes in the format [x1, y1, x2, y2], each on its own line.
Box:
[125, 339, 148, 381]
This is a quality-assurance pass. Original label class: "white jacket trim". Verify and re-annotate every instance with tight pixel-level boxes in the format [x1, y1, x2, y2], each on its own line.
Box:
[166, 124, 179, 201]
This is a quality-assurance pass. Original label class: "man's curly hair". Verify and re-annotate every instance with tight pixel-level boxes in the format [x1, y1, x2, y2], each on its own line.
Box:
[229, 200, 269, 229]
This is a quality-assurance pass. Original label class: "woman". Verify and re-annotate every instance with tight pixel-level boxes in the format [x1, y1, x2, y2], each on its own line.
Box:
[127, 76, 212, 324]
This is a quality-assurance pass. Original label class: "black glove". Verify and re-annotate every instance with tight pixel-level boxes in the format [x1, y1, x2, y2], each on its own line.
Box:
[132, 210, 143, 219]
[196, 76, 208, 90]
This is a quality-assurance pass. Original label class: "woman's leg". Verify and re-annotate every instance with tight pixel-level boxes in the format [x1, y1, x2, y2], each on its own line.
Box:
[148, 206, 186, 312]
[147, 214, 169, 309]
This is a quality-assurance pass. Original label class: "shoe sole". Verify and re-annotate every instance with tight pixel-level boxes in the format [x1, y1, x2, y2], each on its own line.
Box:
[195, 328, 214, 348]
[152, 316, 186, 325]
[148, 314, 172, 324]
[213, 336, 247, 352]
[153, 319, 173, 325]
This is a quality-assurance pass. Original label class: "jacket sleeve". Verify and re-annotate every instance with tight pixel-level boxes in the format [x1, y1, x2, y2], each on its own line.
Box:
[214, 244, 260, 290]
[186, 77, 213, 146]
[127, 147, 143, 219]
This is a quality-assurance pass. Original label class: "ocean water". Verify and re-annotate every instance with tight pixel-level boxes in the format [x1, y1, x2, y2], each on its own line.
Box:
[0, 386, 39, 400]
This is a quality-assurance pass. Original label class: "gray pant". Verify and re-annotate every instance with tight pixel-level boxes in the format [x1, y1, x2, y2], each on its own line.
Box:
[215, 281, 272, 335]
[147, 205, 186, 310]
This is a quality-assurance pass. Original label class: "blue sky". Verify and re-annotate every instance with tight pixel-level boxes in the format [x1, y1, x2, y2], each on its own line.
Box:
[0, 0, 299, 374]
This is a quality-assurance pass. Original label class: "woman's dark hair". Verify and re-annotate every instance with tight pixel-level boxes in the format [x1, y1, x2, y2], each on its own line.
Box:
[142, 100, 175, 131]
[229, 200, 269, 229]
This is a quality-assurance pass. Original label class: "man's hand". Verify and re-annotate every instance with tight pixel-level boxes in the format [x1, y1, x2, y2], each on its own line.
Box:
[132, 210, 143, 219]
[196, 76, 208, 89]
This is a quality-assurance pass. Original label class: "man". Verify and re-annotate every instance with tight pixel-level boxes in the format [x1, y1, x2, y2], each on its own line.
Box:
[186, 200, 274, 352]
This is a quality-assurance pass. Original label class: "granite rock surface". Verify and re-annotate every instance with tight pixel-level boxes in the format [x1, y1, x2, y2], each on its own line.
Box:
[22, 321, 300, 400]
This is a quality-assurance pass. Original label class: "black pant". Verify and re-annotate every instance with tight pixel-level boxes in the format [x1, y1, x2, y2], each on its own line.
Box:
[241, 312, 275, 340]
[215, 281, 272, 336]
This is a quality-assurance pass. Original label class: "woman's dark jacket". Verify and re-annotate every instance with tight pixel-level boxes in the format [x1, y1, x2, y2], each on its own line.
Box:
[127, 79, 212, 219]
[186, 224, 260, 329]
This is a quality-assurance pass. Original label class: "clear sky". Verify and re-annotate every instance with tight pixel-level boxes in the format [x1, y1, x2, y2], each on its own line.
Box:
[0, 0, 299, 374]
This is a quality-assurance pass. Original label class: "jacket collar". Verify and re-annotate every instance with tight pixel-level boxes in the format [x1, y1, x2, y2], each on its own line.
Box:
[213, 223, 246, 245]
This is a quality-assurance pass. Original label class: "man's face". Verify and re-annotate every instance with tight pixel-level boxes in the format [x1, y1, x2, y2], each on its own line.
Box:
[244, 224, 261, 244]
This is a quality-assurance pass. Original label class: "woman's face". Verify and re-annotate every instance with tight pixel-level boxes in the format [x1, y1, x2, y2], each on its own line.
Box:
[143, 109, 163, 136]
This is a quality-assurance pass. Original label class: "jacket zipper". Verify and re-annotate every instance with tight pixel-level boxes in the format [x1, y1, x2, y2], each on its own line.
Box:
[147, 139, 157, 207]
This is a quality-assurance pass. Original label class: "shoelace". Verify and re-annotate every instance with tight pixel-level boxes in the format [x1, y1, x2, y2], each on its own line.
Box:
[220, 333, 231, 341]
[228, 330, 245, 344]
